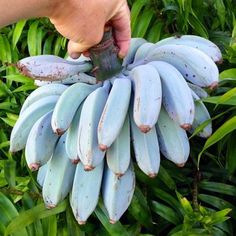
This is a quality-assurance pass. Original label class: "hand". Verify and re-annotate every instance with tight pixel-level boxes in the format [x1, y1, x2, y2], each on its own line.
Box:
[49, 0, 131, 59]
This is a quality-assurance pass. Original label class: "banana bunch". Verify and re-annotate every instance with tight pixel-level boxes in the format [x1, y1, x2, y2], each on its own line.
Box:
[10, 34, 221, 224]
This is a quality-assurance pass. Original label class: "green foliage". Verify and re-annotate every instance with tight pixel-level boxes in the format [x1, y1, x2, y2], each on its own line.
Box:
[0, 0, 236, 235]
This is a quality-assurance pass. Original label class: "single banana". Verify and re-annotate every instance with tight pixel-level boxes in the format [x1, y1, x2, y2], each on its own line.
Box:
[106, 114, 130, 176]
[155, 35, 222, 63]
[25, 111, 59, 171]
[70, 161, 104, 225]
[65, 104, 83, 164]
[190, 91, 212, 138]
[130, 64, 162, 133]
[133, 42, 155, 63]
[98, 78, 131, 151]
[77, 83, 110, 170]
[145, 44, 219, 89]
[187, 82, 208, 99]
[149, 61, 194, 130]
[20, 83, 68, 115]
[156, 107, 190, 167]
[122, 38, 147, 66]
[17, 55, 92, 81]
[51, 82, 101, 135]
[37, 163, 48, 187]
[102, 163, 135, 224]
[43, 133, 76, 208]
[10, 95, 59, 152]
[130, 110, 160, 177]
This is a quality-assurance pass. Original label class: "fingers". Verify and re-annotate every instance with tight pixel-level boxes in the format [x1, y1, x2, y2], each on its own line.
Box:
[111, 3, 131, 58]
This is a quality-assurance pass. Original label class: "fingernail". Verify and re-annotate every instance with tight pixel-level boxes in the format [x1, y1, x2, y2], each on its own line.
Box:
[70, 52, 81, 59]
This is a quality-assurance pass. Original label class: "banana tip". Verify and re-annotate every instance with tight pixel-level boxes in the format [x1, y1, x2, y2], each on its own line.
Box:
[45, 204, 56, 209]
[208, 81, 218, 90]
[109, 219, 117, 224]
[29, 163, 40, 171]
[71, 159, 80, 164]
[115, 173, 124, 178]
[148, 173, 157, 178]
[176, 162, 186, 168]
[139, 125, 151, 133]
[99, 144, 108, 151]
[84, 165, 95, 171]
[180, 123, 192, 130]
[78, 220, 86, 225]
[54, 128, 65, 136]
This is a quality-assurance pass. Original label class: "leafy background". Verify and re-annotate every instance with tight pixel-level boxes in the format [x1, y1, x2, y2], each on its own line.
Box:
[0, 0, 236, 235]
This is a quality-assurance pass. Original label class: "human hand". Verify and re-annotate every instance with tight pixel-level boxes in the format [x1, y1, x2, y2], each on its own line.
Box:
[49, 0, 131, 59]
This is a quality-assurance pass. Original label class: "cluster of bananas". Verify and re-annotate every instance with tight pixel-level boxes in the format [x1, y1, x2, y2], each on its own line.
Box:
[10, 35, 221, 224]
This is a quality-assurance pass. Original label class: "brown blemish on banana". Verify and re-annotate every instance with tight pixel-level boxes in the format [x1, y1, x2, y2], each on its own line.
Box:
[99, 144, 108, 151]
[29, 163, 40, 171]
[176, 163, 185, 168]
[208, 81, 218, 90]
[84, 165, 95, 171]
[180, 123, 192, 130]
[139, 125, 151, 133]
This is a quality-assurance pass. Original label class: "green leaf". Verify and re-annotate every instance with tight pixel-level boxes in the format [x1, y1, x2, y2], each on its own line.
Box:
[215, 87, 236, 107]
[53, 36, 62, 56]
[133, 7, 155, 38]
[188, 13, 208, 38]
[128, 187, 153, 228]
[199, 194, 236, 219]
[5, 200, 67, 235]
[214, 0, 226, 30]
[131, 0, 150, 31]
[158, 165, 176, 190]
[146, 22, 164, 43]
[94, 202, 129, 236]
[4, 160, 16, 187]
[12, 20, 27, 49]
[176, 192, 193, 215]
[220, 68, 236, 80]
[27, 21, 39, 56]
[41, 215, 57, 236]
[5, 74, 33, 84]
[43, 35, 55, 55]
[151, 200, 180, 225]
[203, 96, 236, 105]
[226, 131, 236, 175]
[199, 181, 236, 196]
[13, 84, 37, 93]
[0, 102, 18, 112]
[198, 116, 236, 164]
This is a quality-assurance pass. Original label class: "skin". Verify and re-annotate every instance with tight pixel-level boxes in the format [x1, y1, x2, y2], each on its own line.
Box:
[0, 0, 130, 58]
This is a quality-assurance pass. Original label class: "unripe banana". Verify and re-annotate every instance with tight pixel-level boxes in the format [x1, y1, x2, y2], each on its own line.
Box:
[149, 61, 194, 130]
[155, 35, 222, 63]
[61, 73, 97, 85]
[98, 78, 131, 151]
[78, 83, 110, 170]
[34, 80, 57, 87]
[187, 82, 208, 99]
[65, 104, 83, 163]
[20, 83, 68, 115]
[10, 95, 59, 152]
[51, 82, 101, 135]
[106, 115, 130, 176]
[17, 55, 92, 81]
[37, 163, 48, 187]
[25, 111, 59, 171]
[190, 91, 212, 138]
[130, 64, 162, 133]
[102, 163, 135, 224]
[145, 44, 219, 89]
[70, 161, 104, 225]
[156, 107, 190, 167]
[122, 38, 147, 66]
[133, 42, 155, 63]
[130, 110, 160, 177]
[43, 133, 76, 208]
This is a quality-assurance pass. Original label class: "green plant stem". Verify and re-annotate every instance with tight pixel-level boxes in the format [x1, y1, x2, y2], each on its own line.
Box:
[192, 170, 201, 211]
[0, 187, 41, 199]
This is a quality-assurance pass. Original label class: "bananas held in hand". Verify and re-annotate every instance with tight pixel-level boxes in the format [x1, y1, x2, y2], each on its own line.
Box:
[12, 33, 222, 225]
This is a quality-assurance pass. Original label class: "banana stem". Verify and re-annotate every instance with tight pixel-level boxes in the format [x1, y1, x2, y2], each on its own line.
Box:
[89, 29, 123, 81]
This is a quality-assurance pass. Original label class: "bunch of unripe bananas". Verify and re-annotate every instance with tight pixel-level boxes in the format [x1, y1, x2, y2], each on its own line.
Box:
[10, 35, 221, 224]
